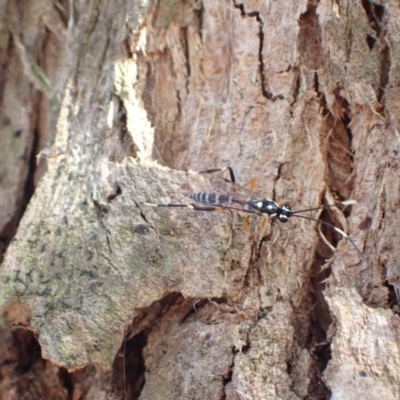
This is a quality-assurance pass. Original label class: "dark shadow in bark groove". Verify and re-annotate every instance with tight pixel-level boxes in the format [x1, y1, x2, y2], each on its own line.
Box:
[112, 292, 190, 399]
[10, 328, 42, 375]
[306, 253, 333, 399]
[113, 331, 147, 400]
[1, 326, 147, 400]
[233, 1, 284, 101]
[58, 366, 74, 397]
[366, 34, 377, 50]
[381, 260, 399, 311]
[360, 0, 389, 105]
[290, 252, 333, 399]
[0, 126, 39, 263]
[0, 328, 51, 398]
[298, 1, 324, 71]
[221, 347, 237, 400]
[361, 0, 385, 36]
[116, 95, 138, 159]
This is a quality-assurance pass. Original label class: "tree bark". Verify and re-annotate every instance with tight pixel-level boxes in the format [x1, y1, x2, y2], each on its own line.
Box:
[1, 0, 399, 399]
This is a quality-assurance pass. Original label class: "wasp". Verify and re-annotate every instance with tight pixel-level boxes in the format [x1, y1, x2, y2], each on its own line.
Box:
[145, 167, 363, 259]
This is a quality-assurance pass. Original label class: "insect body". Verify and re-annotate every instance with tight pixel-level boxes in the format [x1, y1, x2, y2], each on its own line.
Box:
[189, 192, 292, 222]
[145, 167, 364, 259]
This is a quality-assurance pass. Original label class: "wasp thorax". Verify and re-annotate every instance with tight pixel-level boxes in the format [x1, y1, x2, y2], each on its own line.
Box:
[250, 200, 279, 215]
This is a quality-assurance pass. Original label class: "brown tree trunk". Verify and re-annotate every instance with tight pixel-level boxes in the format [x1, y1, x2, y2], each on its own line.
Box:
[1, 0, 399, 399]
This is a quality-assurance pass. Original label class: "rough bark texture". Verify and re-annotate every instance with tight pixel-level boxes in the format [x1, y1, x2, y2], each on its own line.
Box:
[1, 0, 399, 399]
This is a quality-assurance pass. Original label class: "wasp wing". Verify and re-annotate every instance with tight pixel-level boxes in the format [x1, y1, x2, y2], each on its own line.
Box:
[206, 173, 274, 200]
[189, 192, 263, 214]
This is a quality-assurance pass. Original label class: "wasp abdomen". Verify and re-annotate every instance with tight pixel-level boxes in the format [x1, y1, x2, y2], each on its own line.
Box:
[190, 193, 232, 205]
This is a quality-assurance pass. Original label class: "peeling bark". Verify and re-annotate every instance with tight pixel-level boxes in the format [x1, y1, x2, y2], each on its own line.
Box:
[1, 0, 400, 399]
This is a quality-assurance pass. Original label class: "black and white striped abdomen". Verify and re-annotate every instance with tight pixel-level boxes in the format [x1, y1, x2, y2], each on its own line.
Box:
[190, 192, 232, 205]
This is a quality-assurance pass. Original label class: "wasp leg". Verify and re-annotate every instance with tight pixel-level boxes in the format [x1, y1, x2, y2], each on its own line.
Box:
[196, 167, 260, 198]
[144, 203, 225, 212]
[237, 175, 258, 236]
[144, 202, 262, 214]
[197, 167, 236, 184]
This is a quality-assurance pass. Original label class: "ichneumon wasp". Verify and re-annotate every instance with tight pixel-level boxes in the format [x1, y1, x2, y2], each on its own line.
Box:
[145, 167, 364, 259]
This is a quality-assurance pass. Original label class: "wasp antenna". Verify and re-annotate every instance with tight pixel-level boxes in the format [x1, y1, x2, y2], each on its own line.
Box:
[292, 214, 366, 261]
[291, 205, 335, 214]
[339, 199, 357, 206]
[291, 199, 357, 215]
[318, 225, 336, 252]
